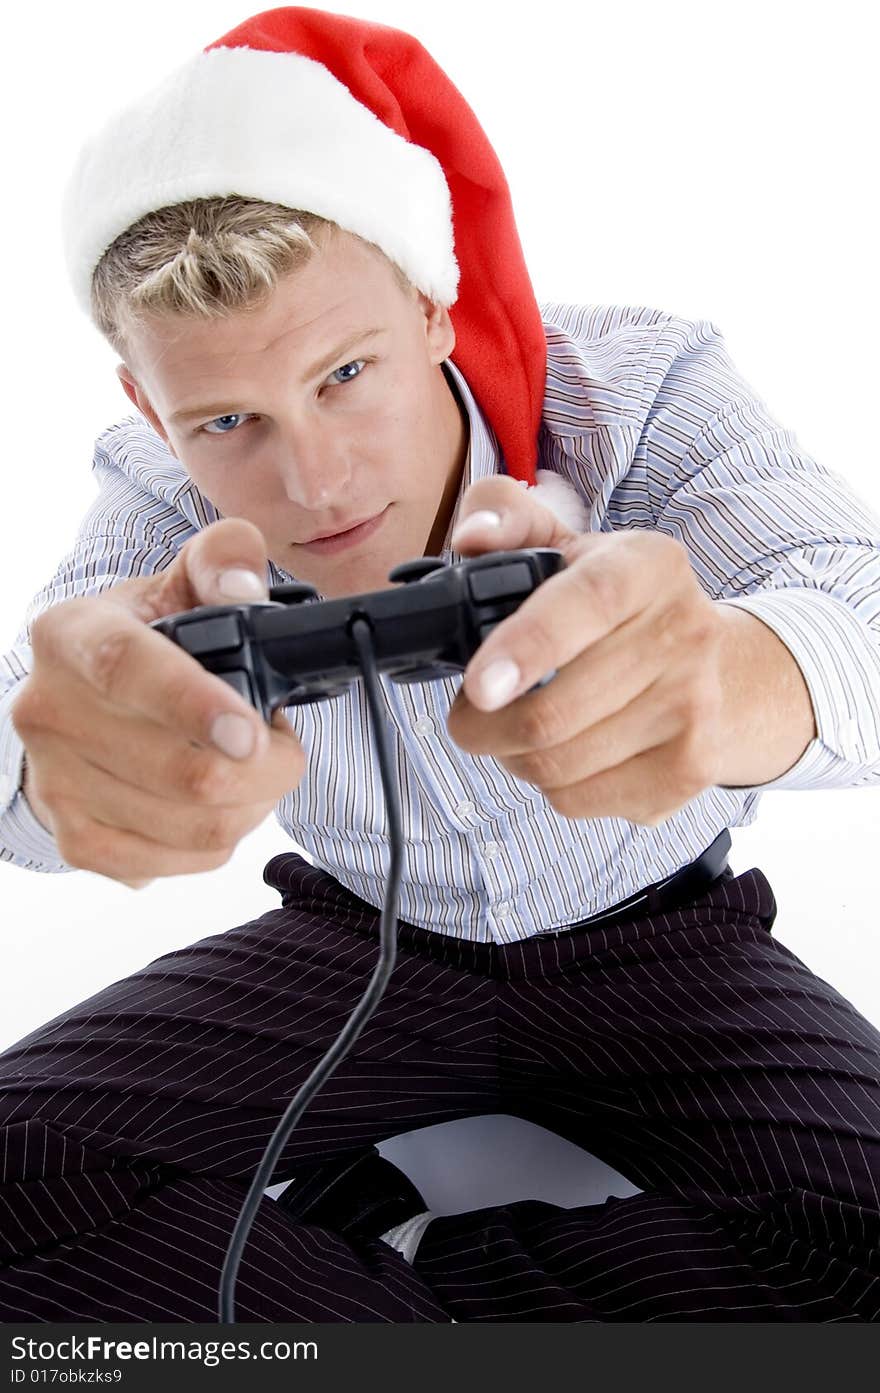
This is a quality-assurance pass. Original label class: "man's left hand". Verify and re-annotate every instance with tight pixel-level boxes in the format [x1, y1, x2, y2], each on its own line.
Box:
[446, 476, 729, 827]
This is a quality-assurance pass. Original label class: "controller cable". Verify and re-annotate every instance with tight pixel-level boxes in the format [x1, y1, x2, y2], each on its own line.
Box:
[218, 615, 402, 1323]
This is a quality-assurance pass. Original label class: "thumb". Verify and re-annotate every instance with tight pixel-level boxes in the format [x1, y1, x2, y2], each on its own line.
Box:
[450, 475, 582, 556]
[108, 518, 271, 624]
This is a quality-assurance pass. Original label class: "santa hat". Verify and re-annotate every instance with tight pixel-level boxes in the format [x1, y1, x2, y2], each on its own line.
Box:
[61, 6, 586, 528]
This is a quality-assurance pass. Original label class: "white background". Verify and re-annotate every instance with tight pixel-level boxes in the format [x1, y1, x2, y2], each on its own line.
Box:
[1, 0, 878, 1055]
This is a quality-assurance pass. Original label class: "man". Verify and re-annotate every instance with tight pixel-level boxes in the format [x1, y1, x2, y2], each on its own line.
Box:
[0, 7, 879, 1321]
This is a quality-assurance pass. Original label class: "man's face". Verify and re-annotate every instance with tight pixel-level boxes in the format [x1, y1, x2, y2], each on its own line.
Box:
[116, 229, 469, 597]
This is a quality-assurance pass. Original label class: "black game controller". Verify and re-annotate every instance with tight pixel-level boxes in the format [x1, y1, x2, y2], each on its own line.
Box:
[150, 548, 565, 720]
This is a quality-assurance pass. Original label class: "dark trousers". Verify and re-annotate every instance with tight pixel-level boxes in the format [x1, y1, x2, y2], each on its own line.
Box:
[0, 852, 878, 1322]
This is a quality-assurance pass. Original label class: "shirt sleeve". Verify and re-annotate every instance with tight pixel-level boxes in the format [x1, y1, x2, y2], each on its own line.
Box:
[0, 497, 188, 872]
[638, 317, 880, 791]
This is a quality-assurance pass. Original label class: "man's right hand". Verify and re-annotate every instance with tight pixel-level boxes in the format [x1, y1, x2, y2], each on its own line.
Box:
[11, 518, 306, 888]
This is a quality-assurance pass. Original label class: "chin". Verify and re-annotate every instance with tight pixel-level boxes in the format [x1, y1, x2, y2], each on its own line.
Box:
[291, 555, 394, 600]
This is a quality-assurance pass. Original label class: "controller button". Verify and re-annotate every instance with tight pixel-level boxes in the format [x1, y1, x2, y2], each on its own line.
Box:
[479, 621, 501, 642]
[469, 560, 533, 603]
[217, 669, 255, 704]
[267, 582, 319, 605]
[388, 558, 447, 584]
[178, 614, 243, 656]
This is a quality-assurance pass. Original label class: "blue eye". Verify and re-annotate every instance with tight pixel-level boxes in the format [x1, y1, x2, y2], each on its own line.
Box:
[203, 413, 252, 435]
[329, 358, 366, 385]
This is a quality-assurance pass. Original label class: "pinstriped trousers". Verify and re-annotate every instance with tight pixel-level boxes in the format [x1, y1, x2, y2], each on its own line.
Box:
[0, 851, 878, 1322]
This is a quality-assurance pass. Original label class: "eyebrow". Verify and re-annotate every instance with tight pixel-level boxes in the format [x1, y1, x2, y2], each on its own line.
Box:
[169, 327, 388, 423]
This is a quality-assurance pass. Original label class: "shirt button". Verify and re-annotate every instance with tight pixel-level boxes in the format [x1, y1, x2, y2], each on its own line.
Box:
[483, 841, 501, 859]
[455, 800, 476, 819]
[413, 716, 435, 735]
[497, 900, 511, 916]
[0, 773, 18, 809]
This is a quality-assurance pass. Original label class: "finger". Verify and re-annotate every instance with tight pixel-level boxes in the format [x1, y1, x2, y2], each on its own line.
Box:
[88, 768, 275, 852]
[180, 515, 270, 599]
[448, 613, 662, 757]
[46, 805, 250, 884]
[450, 475, 576, 553]
[115, 516, 272, 625]
[32, 748, 278, 852]
[535, 726, 714, 827]
[28, 597, 270, 763]
[22, 708, 304, 807]
[500, 676, 686, 792]
[461, 532, 671, 712]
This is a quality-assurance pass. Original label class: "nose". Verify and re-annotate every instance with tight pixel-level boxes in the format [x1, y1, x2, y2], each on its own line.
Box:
[276, 423, 352, 510]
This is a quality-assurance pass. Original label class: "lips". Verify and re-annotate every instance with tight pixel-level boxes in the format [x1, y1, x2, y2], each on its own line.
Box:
[303, 515, 375, 543]
[297, 505, 390, 556]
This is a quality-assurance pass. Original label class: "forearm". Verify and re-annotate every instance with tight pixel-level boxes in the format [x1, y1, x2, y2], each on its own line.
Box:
[711, 602, 817, 788]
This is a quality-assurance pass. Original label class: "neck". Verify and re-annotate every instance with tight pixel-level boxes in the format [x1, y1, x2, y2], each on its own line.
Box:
[425, 363, 470, 555]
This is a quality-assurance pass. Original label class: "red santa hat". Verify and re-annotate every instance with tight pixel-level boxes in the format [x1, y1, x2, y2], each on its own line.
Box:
[62, 6, 586, 527]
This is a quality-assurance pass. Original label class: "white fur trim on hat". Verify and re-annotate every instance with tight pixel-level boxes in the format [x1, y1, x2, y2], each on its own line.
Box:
[529, 470, 590, 532]
[61, 45, 460, 316]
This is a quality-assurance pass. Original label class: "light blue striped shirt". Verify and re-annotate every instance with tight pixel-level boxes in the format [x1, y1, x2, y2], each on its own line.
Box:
[3, 303, 880, 941]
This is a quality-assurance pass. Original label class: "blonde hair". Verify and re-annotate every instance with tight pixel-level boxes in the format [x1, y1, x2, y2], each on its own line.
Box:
[90, 196, 415, 358]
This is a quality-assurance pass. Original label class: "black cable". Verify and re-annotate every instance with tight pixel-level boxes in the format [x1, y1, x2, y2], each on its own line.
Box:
[218, 615, 403, 1322]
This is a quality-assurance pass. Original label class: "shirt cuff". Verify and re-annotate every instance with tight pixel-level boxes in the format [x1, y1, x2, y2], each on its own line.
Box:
[714, 588, 880, 791]
[0, 684, 72, 872]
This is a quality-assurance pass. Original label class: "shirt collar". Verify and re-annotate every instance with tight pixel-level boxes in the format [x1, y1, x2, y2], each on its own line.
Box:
[439, 357, 504, 559]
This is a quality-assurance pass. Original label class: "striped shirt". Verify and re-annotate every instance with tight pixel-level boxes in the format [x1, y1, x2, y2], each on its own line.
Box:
[2, 302, 880, 942]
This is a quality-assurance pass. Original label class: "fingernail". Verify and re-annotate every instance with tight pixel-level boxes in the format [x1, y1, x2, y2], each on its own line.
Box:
[216, 568, 267, 601]
[451, 510, 502, 546]
[211, 712, 256, 759]
[473, 657, 521, 710]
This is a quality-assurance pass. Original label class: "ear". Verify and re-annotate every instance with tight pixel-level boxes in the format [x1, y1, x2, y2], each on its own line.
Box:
[115, 363, 178, 456]
[418, 293, 456, 366]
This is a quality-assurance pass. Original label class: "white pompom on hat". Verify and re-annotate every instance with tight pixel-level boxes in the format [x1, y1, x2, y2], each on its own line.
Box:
[62, 6, 586, 527]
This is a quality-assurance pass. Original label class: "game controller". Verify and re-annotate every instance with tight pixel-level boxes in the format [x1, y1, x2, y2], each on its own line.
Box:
[150, 548, 565, 719]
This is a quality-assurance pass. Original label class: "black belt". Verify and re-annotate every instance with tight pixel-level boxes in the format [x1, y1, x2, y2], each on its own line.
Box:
[556, 828, 733, 934]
